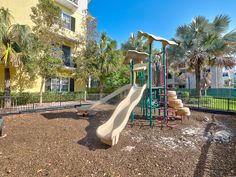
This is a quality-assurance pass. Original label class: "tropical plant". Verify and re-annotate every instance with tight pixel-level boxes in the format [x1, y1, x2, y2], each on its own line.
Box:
[75, 32, 123, 97]
[168, 15, 236, 96]
[0, 8, 36, 107]
[95, 32, 124, 97]
[121, 33, 149, 53]
[104, 65, 130, 88]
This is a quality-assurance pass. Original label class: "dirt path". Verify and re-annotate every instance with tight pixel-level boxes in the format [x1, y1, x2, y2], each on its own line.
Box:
[0, 105, 235, 177]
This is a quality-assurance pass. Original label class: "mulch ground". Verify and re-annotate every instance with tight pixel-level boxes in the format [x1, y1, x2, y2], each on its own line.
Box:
[0, 105, 236, 177]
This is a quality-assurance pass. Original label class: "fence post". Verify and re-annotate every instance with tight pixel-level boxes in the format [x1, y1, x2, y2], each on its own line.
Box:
[79, 92, 82, 105]
[60, 94, 62, 107]
[198, 97, 200, 109]
[84, 91, 87, 101]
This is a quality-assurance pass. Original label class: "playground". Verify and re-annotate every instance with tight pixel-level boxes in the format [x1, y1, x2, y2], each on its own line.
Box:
[0, 30, 236, 177]
[0, 106, 236, 177]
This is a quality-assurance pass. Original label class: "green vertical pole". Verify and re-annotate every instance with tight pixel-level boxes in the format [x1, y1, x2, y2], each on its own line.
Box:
[156, 62, 161, 116]
[145, 89, 148, 118]
[131, 59, 134, 85]
[156, 62, 159, 86]
[131, 59, 135, 123]
[142, 71, 145, 116]
[162, 45, 167, 123]
[140, 71, 143, 113]
[130, 60, 133, 85]
[149, 42, 153, 127]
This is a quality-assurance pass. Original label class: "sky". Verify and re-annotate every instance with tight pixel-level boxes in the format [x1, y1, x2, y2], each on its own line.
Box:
[89, 0, 236, 48]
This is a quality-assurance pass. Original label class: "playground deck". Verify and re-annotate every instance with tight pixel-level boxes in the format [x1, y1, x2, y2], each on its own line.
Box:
[0, 105, 235, 177]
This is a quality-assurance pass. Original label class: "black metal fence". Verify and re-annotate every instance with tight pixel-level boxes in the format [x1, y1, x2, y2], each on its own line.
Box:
[1, 92, 235, 115]
[0, 92, 85, 114]
[178, 95, 236, 112]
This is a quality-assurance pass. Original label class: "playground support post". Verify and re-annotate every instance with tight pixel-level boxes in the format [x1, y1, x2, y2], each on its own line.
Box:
[149, 42, 153, 127]
[139, 71, 145, 115]
[162, 45, 167, 123]
[130, 59, 135, 123]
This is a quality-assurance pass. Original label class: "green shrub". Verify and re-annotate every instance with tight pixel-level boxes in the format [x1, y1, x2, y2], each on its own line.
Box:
[42, 92, 84, 102]
[87, 87, 117, 94]
[181, 91, 190, 97]
[187, 96, 213, 104]
[0, 92, 84, 105]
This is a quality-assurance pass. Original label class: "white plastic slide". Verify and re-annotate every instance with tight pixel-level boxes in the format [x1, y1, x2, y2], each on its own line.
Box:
[96, 84, 147, 146]
[77, 84, 132, 110]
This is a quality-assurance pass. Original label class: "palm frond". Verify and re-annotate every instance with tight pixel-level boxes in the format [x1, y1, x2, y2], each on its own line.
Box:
[223, 30, 236, 43]
[209, 56, 236, 68]
[212, 15, 230, 33]
[0, 7, 13, 27]
[190, 16, 209, 34]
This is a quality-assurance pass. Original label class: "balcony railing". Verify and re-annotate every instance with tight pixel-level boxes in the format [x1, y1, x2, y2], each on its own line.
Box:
[70, 0, 78, 5]
[62, 57, 75, 68]
[55, 0, 79, 11]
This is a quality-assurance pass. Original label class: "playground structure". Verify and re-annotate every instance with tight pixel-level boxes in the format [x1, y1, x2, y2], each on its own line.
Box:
[95, 31, 191, 146]
[137, 31, 191, 126]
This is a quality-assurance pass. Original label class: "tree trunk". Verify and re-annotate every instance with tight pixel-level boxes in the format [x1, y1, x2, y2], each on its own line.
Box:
[39, 77, 45, 104]
[4, 67, 11, 108]
[195, 63, 201, 97]
[99, 80, 104, 99]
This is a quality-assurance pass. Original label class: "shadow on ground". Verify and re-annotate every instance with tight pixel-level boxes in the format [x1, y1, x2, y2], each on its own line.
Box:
[41, 110, 110, 150]
[41, 111, 82, 120]
[193, 119, 215, 177]
[77, 110, 111, 151]
[194, 115, 236, 177]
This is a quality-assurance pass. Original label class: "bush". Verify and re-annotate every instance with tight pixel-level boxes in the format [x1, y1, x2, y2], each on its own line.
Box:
[87, 87, 117, 94]
[181, 91, 190, 97]
[177, 91, 189, 102]
[187, 96, 213, 104]
[0, 92, 84, 105]
[42, 92, 84, 102]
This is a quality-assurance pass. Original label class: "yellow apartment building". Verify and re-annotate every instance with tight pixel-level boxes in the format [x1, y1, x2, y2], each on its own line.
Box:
[0, 0, 91, 93]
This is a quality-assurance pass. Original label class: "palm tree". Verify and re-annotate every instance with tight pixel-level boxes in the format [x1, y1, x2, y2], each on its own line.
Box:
[121, 33, 149, 53]
[0, 8, 35, 107]
[95, 32, 122, 97]
[75, 32, 122, 98]
[168, 15, 236, 96]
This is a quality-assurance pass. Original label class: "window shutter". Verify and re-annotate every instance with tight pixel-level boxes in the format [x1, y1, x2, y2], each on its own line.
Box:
[70, 78, 74, 92]
[71, 16, 76, 32]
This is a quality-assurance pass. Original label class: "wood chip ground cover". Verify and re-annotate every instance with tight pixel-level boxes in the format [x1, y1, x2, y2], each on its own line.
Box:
[0, 105, 235, 177]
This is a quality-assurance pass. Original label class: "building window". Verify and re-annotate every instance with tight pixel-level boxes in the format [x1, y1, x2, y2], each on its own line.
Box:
[168, 73, 172, 79]
[51, 78, 60, 91]
[224, 80, 229, 86]
[62, 12, 75, 32]
[179, 84, 186, 89]
[62, 45, 71, 66]
[46, 78, 70, 92]
[222, 72, 229, 77]
[61, 78, 69, 92]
